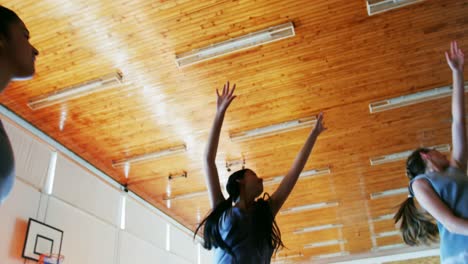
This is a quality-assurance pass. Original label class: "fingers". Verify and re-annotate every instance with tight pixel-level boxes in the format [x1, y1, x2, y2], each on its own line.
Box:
[445, 51, 451, 64]
[451, 41, 455, 57]
[227, 95, 237, 105]
[218, 81, 237, 103]
[229, 84, 236, 97]
[315, 112, 325, 132]
[317, 112, 324, 122]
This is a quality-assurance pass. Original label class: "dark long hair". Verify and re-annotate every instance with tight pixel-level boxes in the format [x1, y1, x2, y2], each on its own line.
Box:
[394, 148, 439, 245]
[0, 6, 20, 40]
[194, 169, 284, 261]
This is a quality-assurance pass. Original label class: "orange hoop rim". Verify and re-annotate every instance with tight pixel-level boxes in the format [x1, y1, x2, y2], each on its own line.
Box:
[39, 254, 65, 262]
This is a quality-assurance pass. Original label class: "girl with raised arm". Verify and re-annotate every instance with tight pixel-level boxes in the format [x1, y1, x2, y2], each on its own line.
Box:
[195, 82, 326, 263]
[0, 6, 39, 204]
[395, 41, 468, 263]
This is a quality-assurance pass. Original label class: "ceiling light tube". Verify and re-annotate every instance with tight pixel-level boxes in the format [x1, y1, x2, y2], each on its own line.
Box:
[264, 167, 330, 186]
[28, 71, 123, 110]
[369, 83, 468, 113]
[373, 230, 400, 238]
[372, 243, 406, 251]
[163, 190, 207, 201]
[112, 144, 186, 167]
[370, 187, 407, 200]
[294, 223, 343, 235]
[315, 251, 350, 259]
[176, 22, 295, 68]
[280, 201, 339, 215]
[367, 0, 425, 16]
[370, 144, 450, 166]
[230, 116, 317, 142]
[304, 240, 347, 249]
[372, 213, 394, 222]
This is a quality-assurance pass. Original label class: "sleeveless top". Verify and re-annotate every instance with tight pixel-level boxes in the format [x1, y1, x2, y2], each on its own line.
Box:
[214, 206, 274, 264]
[0, 120, 15, 204]
[410, 166, 468, 264]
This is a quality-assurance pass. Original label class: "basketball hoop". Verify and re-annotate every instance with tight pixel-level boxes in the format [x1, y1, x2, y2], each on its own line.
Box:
[39, 254, 64, 264]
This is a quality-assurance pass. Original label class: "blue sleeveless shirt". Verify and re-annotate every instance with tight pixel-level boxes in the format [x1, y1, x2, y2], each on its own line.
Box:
[410, 166, 468, 263]
[214, 206, 274, 264]
[0, 120, 15, 204]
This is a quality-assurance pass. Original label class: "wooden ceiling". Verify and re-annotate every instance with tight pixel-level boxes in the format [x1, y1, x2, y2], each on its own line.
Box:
[1, 0, 467, 262]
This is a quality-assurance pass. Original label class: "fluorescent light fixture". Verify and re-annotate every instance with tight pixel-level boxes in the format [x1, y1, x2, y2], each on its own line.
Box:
[369, 82, 468, 113]
[370, 144, 450, 166]
[372, 243, 406, 251]
[112, 144, 186, 167]
[373, 230, 400, 238]
[294, 223, 343, 235]
[176, 22, 295, 68]
[264, 167, 330, 186]
[372, 213, 394, 222]
[315, 251, 350, 259]
[28, 71, 123, 110]
[366, 0, 425, 16]
[304, 240, 347, 249]
[280, 201, 339, 215]
[230, 116, 317, 142]
[163, 190, 207, 201]
[370, 187, 407, 199]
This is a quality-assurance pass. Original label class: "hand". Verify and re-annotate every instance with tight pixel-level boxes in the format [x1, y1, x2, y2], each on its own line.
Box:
[445, 41, 465, 72]
[313, 112, 326, 135]
[216, 81, 236, 113]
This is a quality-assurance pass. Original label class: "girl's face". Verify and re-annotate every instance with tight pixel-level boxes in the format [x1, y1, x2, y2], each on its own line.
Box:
[242, 170, 264, 197]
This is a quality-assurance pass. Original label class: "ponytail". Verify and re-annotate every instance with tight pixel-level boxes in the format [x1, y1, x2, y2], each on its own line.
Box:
[394, 196, 438, 245]
[394, 148, 439, 245]
[253, 193, 284, 254]
[194, 197, 235, 255]
[194, 169, 247, 261]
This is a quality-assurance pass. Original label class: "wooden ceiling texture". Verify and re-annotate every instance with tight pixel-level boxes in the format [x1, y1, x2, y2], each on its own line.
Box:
[1, 0, 467, 262]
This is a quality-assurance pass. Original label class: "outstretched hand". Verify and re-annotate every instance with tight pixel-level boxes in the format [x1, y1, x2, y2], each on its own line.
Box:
[216, 81, 236, 113]
[313, 112, 326, 135]
[445, 41, 464, 72]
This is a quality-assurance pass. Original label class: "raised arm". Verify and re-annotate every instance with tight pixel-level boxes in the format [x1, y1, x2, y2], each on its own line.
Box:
[204, 82, 237, 209]
[446, 41, 467, 171]
[413, 179, 468, 235]
[270, 113, 326, 216]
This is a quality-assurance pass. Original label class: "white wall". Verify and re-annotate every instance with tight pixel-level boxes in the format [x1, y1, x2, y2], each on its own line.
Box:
[0, 120, 213, 264]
